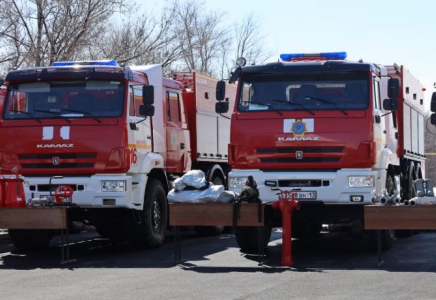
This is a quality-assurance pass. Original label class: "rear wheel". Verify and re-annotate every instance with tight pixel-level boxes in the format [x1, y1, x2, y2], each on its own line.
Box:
[235, 219, 273, 252]
[9, 229, 53, 251]
[396, 165, 416, 238]
[129, 178, 168, 248]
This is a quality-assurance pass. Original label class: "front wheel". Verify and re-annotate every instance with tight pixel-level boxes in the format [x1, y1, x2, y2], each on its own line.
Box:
[129, 178, 168, 249]
[365, 229, 395, 251]
[235, 214, 273, 252]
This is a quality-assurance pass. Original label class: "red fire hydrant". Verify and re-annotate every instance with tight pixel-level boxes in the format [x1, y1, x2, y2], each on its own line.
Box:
[3, 175, 26, 207]
[272, 189, 300, 267]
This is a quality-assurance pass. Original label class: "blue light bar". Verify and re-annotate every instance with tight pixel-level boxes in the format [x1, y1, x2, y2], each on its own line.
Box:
[280, 52, 347, 61]
[52, 60, 119, 67]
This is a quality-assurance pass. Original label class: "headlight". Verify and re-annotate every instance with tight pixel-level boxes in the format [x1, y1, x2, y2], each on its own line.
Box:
[348, 176, 374, 188]
[229, 177, 248, 189]
[102, 180, 126, 192]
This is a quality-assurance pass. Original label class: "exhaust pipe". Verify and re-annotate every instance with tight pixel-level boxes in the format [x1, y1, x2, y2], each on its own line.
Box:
[403, 200, 410, 206]
[409, 199, 416, 207]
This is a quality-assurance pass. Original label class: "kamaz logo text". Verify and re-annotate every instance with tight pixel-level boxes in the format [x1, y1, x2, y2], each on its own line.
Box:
[278, 137, 320, 141]
[36, 144, 74, 148]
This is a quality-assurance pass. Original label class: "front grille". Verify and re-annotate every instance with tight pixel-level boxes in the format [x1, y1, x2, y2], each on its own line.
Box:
[257, 147, 344, 164]
[18, 153, 97, 159]
[277, 180, 330, 187]
[34, 184, 80, 192]
[257, 147, 344, 154]
[18, 153, 97, 169]
[278, 180, 322, 187]
[260, 157, 340, 163]
[22, 163, 94, 169]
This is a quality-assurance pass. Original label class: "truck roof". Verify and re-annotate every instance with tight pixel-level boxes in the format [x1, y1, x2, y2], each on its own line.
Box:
[240, 60, 375, 74]
[5, 65, 132, 82]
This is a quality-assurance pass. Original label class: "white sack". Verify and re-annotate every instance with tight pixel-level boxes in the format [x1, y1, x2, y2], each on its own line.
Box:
[173, 170, 207, 191]
[216, 191, 239, 203]
[168, 184, 225, 203]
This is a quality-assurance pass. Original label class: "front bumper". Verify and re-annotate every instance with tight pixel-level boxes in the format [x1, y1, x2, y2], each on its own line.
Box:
[24, 175, 140, 209]
[229, 169, 377, 204]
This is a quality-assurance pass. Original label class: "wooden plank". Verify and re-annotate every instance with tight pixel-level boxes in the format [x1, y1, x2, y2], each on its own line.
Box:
[364, 205, 436, 229]
[0, 207, 67, 229]
[169, 203, 264, 227]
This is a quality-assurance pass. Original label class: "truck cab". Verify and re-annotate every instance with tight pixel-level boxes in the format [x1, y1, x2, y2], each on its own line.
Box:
[218, 52, 426, 251]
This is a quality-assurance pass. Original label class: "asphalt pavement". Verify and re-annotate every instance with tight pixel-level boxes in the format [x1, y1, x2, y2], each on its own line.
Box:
[0, 229, 436, 300]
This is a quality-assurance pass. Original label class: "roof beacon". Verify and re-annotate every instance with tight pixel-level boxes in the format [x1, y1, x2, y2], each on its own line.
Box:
[280, 52, 347, 62]
[52, 60, 119, 67]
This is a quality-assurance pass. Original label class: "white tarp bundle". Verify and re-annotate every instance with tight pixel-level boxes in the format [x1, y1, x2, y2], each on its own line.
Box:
[168, 184, 225, 203]
[168, 170, 236, 203]
[173, 170, 207, 191]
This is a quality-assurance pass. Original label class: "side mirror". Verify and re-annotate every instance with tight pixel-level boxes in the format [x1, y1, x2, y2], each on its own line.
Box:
[431, 92, 436, 112]
[229, 67, 241, 84]
[215, 101, 229, 114]
[142, 85, 154, 105]
[383, 98, 398, 111]
[216, 80, 226, 101]
[388, 78, 400, 99]
[139, 104, 155, 117]
[431, 114, 436, 126]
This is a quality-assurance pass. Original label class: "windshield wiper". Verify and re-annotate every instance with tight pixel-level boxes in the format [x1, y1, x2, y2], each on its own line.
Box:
[248, 101, 282, 116]
[34, 109, 71, 123]
[61, 109, 101, 123]
[8, 109, 42, 123]
[272, 99, 315, 116]
[304, 96, 348, 116]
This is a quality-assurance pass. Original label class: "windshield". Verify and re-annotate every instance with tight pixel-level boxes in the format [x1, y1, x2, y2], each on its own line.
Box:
[4, 80, 125, 120]
[238, 72, 369, 113]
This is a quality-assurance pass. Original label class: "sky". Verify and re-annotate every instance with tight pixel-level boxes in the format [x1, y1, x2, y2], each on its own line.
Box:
[143, 0, 436, 111]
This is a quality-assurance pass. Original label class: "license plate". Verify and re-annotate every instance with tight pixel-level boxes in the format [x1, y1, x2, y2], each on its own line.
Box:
[294, 191, 317, 200]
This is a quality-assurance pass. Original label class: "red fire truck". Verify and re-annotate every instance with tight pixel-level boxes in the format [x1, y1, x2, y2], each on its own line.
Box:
[0, 61, 235, 250]
[216, 52, 426, 250]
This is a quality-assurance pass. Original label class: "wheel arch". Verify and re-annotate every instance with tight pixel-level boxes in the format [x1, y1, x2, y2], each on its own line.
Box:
[207, 164, 226, 186]
[147, 168, 169, 194]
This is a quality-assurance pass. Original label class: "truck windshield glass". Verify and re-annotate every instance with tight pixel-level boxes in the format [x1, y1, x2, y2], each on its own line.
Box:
[238, 72, 369, 113]
[4, 80, 124, 120]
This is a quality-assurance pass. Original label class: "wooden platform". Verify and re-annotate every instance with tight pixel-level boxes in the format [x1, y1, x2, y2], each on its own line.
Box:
[0, 207, 67, 229]
[365, 205, 436, 230]
[169, 202, 266, 264]
[169, 203, 265, 227]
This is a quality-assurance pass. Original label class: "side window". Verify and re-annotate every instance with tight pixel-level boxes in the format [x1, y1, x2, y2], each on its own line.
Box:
[167, 91, 181, 122]
[129, 87, 135, 116]
[373, 80, 381, 109]
[133, 88, 143, 116]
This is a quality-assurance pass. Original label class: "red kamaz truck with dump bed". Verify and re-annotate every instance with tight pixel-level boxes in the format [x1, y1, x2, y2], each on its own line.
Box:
[0, 60, 235, 250]
[215, 52, 426, 250]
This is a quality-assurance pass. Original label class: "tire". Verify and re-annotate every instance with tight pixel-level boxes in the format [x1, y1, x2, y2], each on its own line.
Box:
[365, 229, 395, 251]
[235, 221, 272, 252]
[129, 178, 168, 249]
[9, 229, 53, 251]
[396, 165, 416, 238]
